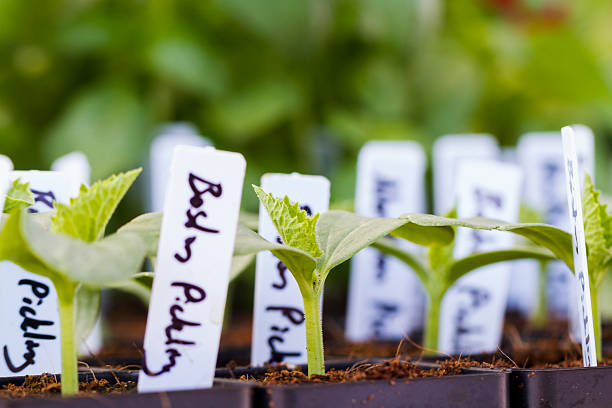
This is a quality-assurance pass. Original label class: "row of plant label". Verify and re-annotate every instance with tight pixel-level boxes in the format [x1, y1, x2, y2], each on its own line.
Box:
[0, 123, 599, 396]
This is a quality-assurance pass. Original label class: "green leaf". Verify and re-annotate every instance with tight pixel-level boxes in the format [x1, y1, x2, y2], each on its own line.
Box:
[399, 214, 574, 271]
[4, 179, 34, 213]
[75, 285, 101, 348]
[582, 174, 612, 287]
[10, 210, 148, 286]
[253, 185, 322, 258]
[233, 223, 316, 292]
[117, 212, 161, 258]
[446, 247, 557, 288]
[0, 212, 58, 281]
[52, 168, 142, 242]
[315, 211, 454, 278]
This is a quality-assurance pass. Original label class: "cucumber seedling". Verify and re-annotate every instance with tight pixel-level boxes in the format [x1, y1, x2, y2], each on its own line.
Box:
[0, 169, 159, 396]
[375, 176, 612, 356]
[234, 185, 457, 376]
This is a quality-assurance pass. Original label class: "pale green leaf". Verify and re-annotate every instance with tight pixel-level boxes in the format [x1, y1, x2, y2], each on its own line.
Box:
[399, 214, 574, 271]
[52, 168, 141, 242]
[4, 179, 34, 213]
[315, 211, 454, 277]
[117, 212, 161, 258]
[0, 212, 59, 281]
[253, 185, 322, 258]
[582, 174, 612, 287]
[233, 223, 316, 292]
[19, 210, 148, 286]
[75, 285, 101, 348]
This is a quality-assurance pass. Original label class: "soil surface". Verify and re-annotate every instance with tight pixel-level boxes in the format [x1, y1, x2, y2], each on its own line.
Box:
[241, 357, 502, 385]
[0, 373, 136, 398]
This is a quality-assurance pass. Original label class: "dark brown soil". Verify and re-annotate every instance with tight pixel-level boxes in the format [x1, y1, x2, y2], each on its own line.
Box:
[0, 373, 136, 399]
[242, 357, 502, 385]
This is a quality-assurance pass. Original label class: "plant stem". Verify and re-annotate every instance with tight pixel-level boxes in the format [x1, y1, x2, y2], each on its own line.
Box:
[56, 283, 78, 396]
[303, 291, 324, 376]
[423, 286, 443, 354]
[532, 260, 548, 328]
[591, 285, 602, 361]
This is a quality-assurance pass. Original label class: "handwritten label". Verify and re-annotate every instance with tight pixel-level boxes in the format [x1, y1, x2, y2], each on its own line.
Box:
[345, 141, 427, 341]
[251, 173, 330, 367]
[149, 124, 212, 213]
[500, 147, 539, 316]
[438, 161, 522, 355]
[561, 126, 597, 367]
[138, 146, 245, 393]
[517, 129, 594, 329]
[0, 156, 13, 211]
[0, 171, 75, 376]
[51, 151, 91, 198]
[432, 134, 499, 216]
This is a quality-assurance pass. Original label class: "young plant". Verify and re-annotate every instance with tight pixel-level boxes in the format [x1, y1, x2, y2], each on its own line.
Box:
[234, 186, 458, 376]
[0, 169, 159, 396]
[372, 210, 559, 352]
[375, 176, 612, 358]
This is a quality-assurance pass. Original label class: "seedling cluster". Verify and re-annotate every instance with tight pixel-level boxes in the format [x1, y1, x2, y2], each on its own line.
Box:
[0, 134, 607, 398]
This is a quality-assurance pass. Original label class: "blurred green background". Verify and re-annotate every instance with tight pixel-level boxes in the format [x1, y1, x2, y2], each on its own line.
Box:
[2, 0, 612, 217]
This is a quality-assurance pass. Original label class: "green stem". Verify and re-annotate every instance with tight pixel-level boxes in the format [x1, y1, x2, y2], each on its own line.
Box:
[532, 260, 548, 328]
[423, 286, 443, 354]
[56, 283, 78, 396]
[591, 285, 602, 361]
[303, 291, 324, 376]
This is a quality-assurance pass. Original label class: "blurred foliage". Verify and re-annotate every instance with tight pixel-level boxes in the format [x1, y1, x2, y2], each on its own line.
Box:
[2, 0, 612, 219]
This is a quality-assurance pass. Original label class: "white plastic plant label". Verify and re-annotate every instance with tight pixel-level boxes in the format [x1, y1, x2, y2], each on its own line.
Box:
[51, 151, 91, 198]
[432, 134, 500, 216]
[561, 126, 597, 367]
[0, 171, 75, 377]
[502, 147, 539, 317]
[517, 128, 594, 322]
[345, 141, 427, 341]
[138, 146, 245, 393]
[251, 173, 330, 367]
[438, 160, 522, 355]
[0, 155, 13, 211]
[149, 123, 212, 213]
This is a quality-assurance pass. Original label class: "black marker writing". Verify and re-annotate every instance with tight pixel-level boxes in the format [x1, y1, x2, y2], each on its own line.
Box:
[3, 279, 55, 373]
[452, 286, 489, 352]
[142, 282, 206, 376]
[173, 173, 223, 263]
[567, 158, 593, 365]
[28, 189, 56, 213]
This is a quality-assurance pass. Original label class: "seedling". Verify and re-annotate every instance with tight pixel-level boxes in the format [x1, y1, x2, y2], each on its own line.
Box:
[376, 175, 610, 358]
[234, 185, 458, 376]
[0, 169, 159, 396]
[372, 209, 558, 352]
